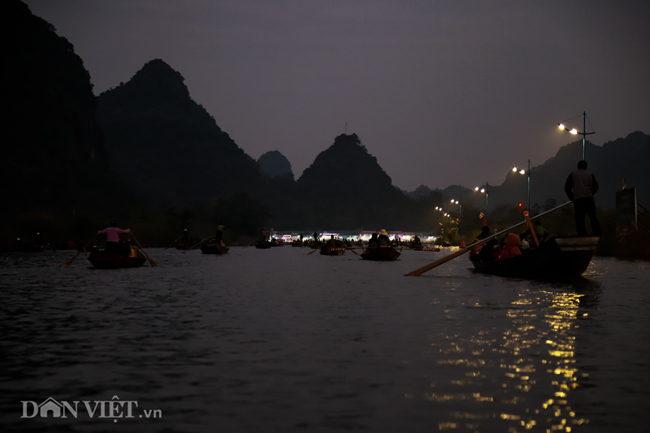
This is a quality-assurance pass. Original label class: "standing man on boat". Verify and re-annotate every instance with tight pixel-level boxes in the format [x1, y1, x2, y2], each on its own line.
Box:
[97, 221, 130, 252]
[564, 160, 602, 236]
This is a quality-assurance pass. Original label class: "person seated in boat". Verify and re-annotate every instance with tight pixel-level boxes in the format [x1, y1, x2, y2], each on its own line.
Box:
[326, 235, 338, 249]
[126, 238, 144, 258]
[367, 233, 379, 250]
[97, 221, 130, 253]
[497, 233, 523, 260]
[470, 226, 496, 262]
[377, 229, 391, 247]
[412, 236, 422, 248]
[215, 225, 225, 246]
[519, 235, 530, 251]
[181, 228, 189, 242]
[521, 220, 549, 245]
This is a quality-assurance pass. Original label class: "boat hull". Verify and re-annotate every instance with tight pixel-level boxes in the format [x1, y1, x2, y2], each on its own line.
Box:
[320, 247, 345, 256]
[470, 235, 600, 278]
[200, 243, 229, 254]
[88, 251, 146, 269]
[361, 246, 401, 261]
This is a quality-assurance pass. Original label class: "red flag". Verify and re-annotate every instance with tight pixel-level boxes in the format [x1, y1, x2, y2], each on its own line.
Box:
[518, 201, 524, 210]
[478, 212, 484, 219]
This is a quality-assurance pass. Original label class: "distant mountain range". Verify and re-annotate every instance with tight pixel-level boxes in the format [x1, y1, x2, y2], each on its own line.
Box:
[6, 0, 649, 236]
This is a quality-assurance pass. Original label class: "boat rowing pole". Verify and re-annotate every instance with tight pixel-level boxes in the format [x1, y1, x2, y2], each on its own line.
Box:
[404, 201, 573, 277]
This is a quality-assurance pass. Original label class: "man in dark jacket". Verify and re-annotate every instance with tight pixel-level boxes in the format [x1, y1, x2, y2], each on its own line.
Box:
[564, 160, 601, 236]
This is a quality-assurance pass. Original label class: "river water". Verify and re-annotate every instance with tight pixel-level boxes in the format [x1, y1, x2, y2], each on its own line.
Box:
[0, 246, 648, 432]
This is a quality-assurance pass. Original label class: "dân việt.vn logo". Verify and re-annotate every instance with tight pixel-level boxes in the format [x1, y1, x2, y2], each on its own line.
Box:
[21, 395, 162, 422]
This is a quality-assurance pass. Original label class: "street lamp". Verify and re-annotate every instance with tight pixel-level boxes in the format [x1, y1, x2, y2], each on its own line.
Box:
[450, 199, 462, 235]
[512, 160, 532, 212]
[474, 182, 489, 215]
[558, 111, 595, 160]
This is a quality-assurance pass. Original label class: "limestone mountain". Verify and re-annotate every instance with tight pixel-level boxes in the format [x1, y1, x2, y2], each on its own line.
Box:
[96, 59, 265, 208]
[258, 151, 294, 180]
[294, 134, 412, 228]
[4, 0, 125, 215]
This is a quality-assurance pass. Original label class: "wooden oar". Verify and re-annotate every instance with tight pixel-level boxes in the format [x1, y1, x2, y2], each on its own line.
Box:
[405, 201, 572, 276]
[346, 248, 361, 255]
[61, 239, 93, 268]
[523, 211, 540, 247]
[130, 233, 159, 267]
[306, 248, 320, 255]
[164, 236, 183, 250]
[182, 237, 209, 254]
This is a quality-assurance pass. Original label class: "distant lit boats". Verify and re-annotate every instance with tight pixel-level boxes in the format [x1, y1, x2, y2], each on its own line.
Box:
[469, 235, 600, 278]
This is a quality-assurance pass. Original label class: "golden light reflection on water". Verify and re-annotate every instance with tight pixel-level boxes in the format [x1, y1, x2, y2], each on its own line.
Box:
[432, 289, 589, 431]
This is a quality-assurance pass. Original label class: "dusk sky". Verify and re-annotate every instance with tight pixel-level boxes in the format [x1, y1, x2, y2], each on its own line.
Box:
[25, 0, 650, 192]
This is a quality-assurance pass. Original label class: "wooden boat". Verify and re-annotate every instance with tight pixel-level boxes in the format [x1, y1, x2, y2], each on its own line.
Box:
[361, 246, 401, 261]
[200, 242, 229, 254]
[175, 242, 191, 250]
[320, 246, 346, 256]
[405, 247, 441, 252]
[88, 250, 146, 269]
[255, 240, 272, 249]
[469, 235, 600, 278]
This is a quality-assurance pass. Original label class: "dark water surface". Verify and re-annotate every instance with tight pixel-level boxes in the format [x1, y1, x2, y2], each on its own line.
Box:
[1, 247, 648, 432]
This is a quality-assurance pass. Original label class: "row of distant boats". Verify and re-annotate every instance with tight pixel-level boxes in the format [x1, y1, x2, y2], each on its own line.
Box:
[62, 232, 601, 282]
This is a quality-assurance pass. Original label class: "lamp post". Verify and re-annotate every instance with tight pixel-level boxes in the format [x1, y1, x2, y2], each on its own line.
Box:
[558, 111, 595, 160]
[474, 182, 489, 215]
[450, 199, 462, 236]
[434, 207, 445, 235]
[512, 160, 532, 212]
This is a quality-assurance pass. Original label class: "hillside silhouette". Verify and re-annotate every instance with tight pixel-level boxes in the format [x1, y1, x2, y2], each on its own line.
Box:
[96, 59, 266, 208]
[258, 151, 294, 180]
[424, 132, 650, 214]
[4, 0, 127, 217]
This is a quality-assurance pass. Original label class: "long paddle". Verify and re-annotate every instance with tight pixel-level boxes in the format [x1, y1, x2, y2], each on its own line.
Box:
[130, 233, 159, 267]
[164, 235, 183, 250]
[405, 201, 572, 276]
[61, 239, 94, 268]
[182, 237, 210, 253]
